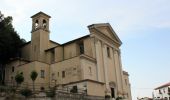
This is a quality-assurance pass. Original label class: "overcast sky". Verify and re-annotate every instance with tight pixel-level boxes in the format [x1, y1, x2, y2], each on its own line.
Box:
[1, 0, 170, 99]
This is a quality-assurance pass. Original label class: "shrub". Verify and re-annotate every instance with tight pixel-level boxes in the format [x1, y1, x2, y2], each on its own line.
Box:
[15, 72, 24, 85]
[116, 96, 123, 100]
[20, 88, 32, 97]
[40, 87, 45, 91]
[105, 95, 111, 99]
[70, 86, 78, 93]
[46, 88, 55, 97]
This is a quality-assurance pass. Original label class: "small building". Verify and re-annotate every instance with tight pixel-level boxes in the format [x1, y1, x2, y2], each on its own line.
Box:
[153, 82, 170, 100]
[5, 12, 132, 100]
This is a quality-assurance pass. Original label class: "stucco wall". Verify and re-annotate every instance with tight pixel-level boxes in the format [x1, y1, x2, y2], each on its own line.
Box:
[50, 57, 81, 85]
[21, 43, 31, 60]
[87, 81, 105, 97]
[5, 61, 50, 90]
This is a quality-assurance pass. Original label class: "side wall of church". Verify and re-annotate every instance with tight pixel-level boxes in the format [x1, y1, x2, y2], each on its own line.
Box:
[21, 43, 31, 60]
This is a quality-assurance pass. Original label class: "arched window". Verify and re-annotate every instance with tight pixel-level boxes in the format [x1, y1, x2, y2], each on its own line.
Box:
[35, 20, 39, 29]
[43, 19, 47, 29]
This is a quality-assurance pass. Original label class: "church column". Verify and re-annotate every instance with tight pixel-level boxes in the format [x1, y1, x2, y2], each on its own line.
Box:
[102, 43, 110, 94]
[95, 38, 101, 82]
[112, 47, 119, 97]
[113, 48, 121, 94]
[117, 49, 125, 93]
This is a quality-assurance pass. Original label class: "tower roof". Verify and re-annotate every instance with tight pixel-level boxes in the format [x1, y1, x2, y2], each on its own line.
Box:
[31, 11, 51, 18]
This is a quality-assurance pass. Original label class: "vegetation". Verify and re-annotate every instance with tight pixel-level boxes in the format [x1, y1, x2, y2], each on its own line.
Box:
[0, 11, 26, 84]
[105, 95, 111, 99]
[116, 96, 123, 100]
[20, 88, 32, 98]
[46, 87, 55, 97]
[30, 70, 38, 93]
[70, 86, 78, 93]
[15, 72, 24, 87]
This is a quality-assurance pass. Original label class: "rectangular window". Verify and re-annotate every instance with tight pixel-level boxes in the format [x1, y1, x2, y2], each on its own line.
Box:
[79, 42, 84, 54]
[12, 66, 14, 72]
[107, 47, 110, 57]
[62, 71, 65, 78]
[51, 73, 55, 80]
[89, 67, 92, 75]
[111, 88, 115, 98]
[58, 72, 59, 77]
[40, 70, 45, 78]
[51, 49, 55, 63]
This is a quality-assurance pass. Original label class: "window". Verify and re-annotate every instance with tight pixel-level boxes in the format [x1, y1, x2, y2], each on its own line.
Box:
[58, 72, 59, 77]
[51, 73, 55, 80]
[51, 49, 55, 63]
[35, 20, 39, 29]
[79, 42, 84, 54]
[12, 66, 14, 72]
[107, 47, 110, 57]
[89, 67, 92, 75]
[62, 71, 65, 78]
[42, 19, 47, 29]
[40, 70, 45, 78]
[111, 88, 115, 98]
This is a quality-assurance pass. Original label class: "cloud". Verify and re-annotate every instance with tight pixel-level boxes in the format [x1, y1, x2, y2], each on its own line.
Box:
[0, 0, 170, 41]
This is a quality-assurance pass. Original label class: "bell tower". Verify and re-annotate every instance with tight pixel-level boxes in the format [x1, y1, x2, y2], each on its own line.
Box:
[30, 12, 51, 62]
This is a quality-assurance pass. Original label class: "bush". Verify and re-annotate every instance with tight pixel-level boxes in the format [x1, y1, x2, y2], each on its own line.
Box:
[20, 88, 32, 97]
[0, 86, 5, 92]
[15, 72, 24, 85]
[116, 96, 123, 100]
[40, 87, 45, 91]
[70, 86, 78, 93]
[105, 95, 111, 98]
[46, 88, 55, 97]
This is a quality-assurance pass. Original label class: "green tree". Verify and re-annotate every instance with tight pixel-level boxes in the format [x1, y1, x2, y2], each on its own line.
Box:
[0, 11, 26, 84]
[30, 70, 38, 93]
[15, 72, 24, 87]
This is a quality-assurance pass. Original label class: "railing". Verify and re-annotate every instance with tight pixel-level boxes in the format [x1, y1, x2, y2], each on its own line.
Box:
[0, 84, 105, 100]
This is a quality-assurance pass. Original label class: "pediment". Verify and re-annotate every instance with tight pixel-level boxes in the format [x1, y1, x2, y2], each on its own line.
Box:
[89, 23, 122, 45]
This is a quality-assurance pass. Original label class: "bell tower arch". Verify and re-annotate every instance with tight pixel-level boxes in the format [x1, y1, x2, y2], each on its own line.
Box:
[30, 12, 51, 62]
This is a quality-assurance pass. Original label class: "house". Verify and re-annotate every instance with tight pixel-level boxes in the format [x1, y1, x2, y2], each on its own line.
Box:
[5, 12, 131, 100]
[153, 82, 170, 100]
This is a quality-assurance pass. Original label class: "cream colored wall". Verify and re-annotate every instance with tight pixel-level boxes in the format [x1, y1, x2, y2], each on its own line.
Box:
[89, 25, 127, 97]
[50, 57, 81, 85]
[64, 43, 77, 60]
[21, 43, 31, 60]
[80, 58, 97, 81]
[5, 61, 50, 90]
[123, 73, 132, 100]
[5, 60, 29, 81]
[94, 39, 105, 83]
[49, 41, 58, 49]
[87, 81, 105, 97]
[31, 29, 50, 62]
[55, 46, 63, 62]
[113, 50, 124, 93]
[84, 38, 94, 58]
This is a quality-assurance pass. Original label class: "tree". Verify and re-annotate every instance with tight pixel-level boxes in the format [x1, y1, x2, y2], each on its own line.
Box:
[0, 11, 26, 84]
[30, 70, 38, 93]
[15, 72, 24, 87]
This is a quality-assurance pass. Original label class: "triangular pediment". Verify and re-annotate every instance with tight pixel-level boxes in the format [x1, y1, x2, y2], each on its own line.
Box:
[89, 23, 122, 44]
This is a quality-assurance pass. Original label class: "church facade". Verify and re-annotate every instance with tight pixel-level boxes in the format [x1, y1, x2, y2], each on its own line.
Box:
[5, 12, 131, 100]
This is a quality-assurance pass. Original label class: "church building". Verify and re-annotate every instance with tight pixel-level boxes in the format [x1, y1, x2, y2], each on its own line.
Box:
[5, 12, 131, 100]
